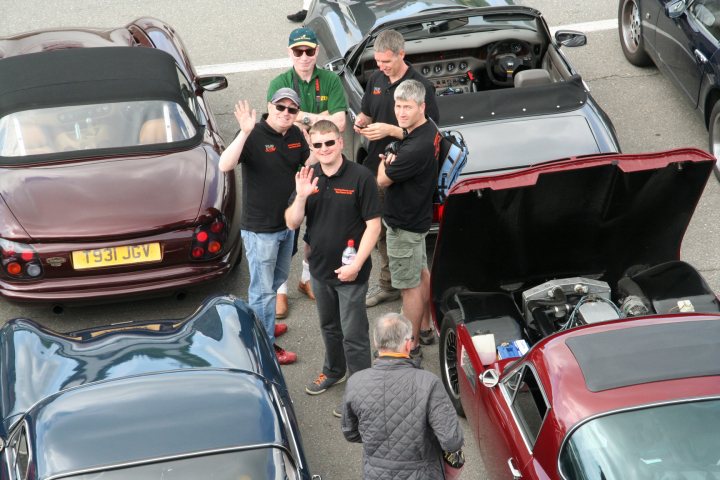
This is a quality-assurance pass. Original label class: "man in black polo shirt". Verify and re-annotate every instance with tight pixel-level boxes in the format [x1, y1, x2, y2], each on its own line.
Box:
[286, 120, 381, 416]
[353, 29, 439, 313]
[219, 88, 311, 366]
[377, 79, 440, 361]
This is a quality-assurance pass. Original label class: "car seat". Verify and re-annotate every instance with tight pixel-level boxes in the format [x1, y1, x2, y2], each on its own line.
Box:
[513, 69, 552, 88]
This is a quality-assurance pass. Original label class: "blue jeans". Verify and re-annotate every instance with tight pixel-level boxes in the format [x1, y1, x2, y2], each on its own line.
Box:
[241, 229, 295, 344]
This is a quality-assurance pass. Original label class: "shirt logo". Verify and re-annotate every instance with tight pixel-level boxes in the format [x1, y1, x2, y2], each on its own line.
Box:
[320, 95, 329, 101]
[372, 87, 382, 95]
[334, 188, 355, 195]
[311, 186, 320, 195]
[288, 142, 302, 149]
[265, 144, 277, 153]
[433, 133, 441, 160]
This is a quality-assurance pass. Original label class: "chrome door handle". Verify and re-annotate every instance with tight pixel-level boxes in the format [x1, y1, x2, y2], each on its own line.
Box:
[695, 49, 708, 64]
[508, 457, 523, 479]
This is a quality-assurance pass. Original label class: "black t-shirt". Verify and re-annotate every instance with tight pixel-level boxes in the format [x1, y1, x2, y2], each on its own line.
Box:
[384, 120, 439, 233]
[304, 157, 381, 285]
[361, 62, 439, 174]
[239, 119, 309, 232]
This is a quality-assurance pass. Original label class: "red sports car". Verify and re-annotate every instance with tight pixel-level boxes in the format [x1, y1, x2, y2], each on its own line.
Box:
[0, 19, 239, 303]
[431, 148, 720, 479]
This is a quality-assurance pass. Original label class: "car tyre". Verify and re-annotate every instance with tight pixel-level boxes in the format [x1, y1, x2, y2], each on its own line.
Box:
[707, 102, 720, 181]
[618, 0, 652, 66]
[439, 309, 465, 417]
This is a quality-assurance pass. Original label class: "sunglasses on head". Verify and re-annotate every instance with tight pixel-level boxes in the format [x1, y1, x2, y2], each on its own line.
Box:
[274, 104, 299, 115]
[292, 47, 317, 57]
[311, 139, 337, 149]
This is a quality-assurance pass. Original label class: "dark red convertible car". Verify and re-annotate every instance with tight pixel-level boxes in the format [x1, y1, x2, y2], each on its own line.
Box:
[0, 19, 239, 303]
[431, 148, 720, 479]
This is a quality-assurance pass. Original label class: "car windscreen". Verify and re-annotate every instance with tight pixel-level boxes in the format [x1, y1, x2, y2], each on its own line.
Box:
[0, 100, 197, 158]
[559, 399, 720, 479]
[65, 447, 299, 480]
[398, 13, 538, 41]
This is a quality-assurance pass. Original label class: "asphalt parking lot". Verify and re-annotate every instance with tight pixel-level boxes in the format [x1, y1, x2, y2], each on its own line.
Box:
[2, 1, 719, 478]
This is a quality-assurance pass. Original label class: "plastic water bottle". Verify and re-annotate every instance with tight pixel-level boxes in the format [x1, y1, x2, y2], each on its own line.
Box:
[341, 239, 357, 266]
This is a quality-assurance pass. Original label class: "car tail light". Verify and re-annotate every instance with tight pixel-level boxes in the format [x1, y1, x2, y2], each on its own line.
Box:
[432, 203, 445, 224]
[190, 215, 228, 261]
[0, 239, 44, 279]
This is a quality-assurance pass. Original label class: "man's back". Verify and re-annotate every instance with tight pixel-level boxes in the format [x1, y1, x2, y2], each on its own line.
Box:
[342, 357, 463, 480]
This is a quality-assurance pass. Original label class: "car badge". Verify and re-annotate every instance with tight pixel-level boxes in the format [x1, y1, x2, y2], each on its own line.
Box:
[47, 257, 67, 267]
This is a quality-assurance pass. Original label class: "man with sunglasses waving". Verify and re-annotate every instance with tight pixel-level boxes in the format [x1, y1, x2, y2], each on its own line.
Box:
[286, 120, 381, 416]
[268, 27, 349, 319]
[219, 88, 313, 366]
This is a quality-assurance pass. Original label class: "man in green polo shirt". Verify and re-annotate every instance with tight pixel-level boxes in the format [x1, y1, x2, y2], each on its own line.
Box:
[268, 27, 349, 318]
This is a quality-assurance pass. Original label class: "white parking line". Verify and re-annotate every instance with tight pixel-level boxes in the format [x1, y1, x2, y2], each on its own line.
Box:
[196, 18, 617, 76]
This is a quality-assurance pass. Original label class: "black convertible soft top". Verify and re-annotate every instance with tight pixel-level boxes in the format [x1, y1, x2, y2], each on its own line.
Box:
[0, 46, 188, 116]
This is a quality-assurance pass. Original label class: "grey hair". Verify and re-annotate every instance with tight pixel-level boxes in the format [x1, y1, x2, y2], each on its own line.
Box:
[374, 30, 405, 55]
[374, 313, 412, 352]
[394, 79, 426, 105]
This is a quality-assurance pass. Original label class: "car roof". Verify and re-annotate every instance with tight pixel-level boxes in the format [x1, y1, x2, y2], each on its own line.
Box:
[0, 47, 185, 118]
[528, 315, 720, 434]
[28, 369, 287, 479]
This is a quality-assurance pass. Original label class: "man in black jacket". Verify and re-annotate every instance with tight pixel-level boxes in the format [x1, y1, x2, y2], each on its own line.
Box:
[341, 313, 464, 479]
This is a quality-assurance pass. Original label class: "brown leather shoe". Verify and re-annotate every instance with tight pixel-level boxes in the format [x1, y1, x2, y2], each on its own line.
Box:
[297, 280, 315, 300]
[276, 293, 289, 319]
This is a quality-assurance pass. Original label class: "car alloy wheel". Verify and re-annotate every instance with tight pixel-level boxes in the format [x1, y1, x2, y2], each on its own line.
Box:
[439, 311, 465, 416]
[619, 0, 652, 66]
[707, 102, 720, 181]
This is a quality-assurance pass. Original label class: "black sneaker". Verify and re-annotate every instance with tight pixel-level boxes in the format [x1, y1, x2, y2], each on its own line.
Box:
[419, 328, 435, 345]
[305, 372, 346, 395]
[287, 9, 307, 22]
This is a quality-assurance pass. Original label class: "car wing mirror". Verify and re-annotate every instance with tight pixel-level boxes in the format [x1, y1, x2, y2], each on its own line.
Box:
[480, 369, 500, 388]
[554, 30, 587, 48]
[324, 58, 346, 74]
[197, 75, 229, 92]
[665, 0, 687, 18]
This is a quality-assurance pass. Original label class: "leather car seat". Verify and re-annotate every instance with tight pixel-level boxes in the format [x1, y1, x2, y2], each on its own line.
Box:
[20, 125, 53, 155]
[513, 69, 552, 88]
[138, 118, 181, 145]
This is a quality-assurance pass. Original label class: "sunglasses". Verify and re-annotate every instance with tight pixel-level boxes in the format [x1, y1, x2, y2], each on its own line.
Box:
[311, 139, 337, 149]
[274, 104, 299, 115]
[292, 48, 317, 57]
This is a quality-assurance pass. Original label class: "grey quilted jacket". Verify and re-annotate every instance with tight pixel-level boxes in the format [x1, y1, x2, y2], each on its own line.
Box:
[341, 357, 464, 480]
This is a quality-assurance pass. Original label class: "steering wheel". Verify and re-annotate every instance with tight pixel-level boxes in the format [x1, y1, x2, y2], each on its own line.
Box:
[485, 39, 535, 87]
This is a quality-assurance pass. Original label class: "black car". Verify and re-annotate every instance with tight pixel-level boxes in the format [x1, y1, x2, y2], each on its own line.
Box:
[0, 296, 317, 479]
[619, 0, 720, 180]
[307, 0, 620, 222]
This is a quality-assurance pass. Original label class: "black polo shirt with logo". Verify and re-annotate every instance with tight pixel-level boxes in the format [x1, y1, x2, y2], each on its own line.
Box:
[361, 62, 439, 174]
[239, 118, 309, 233]
[303, 157, 381, 285]
[384, 120, 440, 233]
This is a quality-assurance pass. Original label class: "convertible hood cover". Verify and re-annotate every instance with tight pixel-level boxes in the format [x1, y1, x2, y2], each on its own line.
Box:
[432, 149, 715, 298]
[0, 147, 207, 240]
[0, 296, 271, 429]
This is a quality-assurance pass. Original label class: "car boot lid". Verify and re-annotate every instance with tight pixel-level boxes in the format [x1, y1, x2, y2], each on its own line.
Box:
[432, 148, 716, 296]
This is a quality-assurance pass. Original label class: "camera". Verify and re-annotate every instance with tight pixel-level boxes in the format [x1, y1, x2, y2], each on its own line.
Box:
[384, 141, 399, 156]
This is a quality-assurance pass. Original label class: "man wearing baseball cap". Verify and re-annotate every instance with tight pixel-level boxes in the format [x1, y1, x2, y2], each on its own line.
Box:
[268, 27, 348, 319]
[219, 88, 314, 365]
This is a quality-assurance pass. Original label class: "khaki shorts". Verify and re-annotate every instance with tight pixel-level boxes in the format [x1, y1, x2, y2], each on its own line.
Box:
[385, 223, 428, 290]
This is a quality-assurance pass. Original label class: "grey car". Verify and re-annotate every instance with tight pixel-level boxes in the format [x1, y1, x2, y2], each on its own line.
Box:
[306, 0, 620, 222]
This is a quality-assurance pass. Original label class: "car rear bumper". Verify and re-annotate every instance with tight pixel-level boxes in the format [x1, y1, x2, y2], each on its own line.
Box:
[0, 260, 234, 303]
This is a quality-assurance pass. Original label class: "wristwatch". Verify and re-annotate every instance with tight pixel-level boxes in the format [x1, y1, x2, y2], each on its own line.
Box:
[302, 114, 311, 126]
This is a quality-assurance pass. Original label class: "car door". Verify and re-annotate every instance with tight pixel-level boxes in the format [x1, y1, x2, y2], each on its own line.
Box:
[654, 0, 719, 106]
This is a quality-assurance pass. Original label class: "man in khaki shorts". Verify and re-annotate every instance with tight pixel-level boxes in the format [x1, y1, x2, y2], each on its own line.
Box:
[376, 79, 439, 360]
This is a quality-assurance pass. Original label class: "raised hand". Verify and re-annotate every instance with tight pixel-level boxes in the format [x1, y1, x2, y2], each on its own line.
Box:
[295, 165, 318, 198]
[234, 100, 256, 135]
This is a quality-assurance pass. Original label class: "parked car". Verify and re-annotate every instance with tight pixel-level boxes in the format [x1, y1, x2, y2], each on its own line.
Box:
[0, 19, 239, 303]
[307, 0, 620, 223]
[431, 147, 720, 479]
[619, 0, 720, 180]
[0, 295, 318, 479]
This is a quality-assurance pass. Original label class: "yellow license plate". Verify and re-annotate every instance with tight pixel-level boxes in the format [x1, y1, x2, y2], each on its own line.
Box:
[72, 243, 162, 270]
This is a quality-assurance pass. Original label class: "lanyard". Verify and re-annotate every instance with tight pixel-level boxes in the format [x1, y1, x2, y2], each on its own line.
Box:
[292, 71, 321, 112]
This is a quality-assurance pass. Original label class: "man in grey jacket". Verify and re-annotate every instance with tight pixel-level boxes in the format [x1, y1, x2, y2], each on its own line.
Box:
[341, 313, 464, 479]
